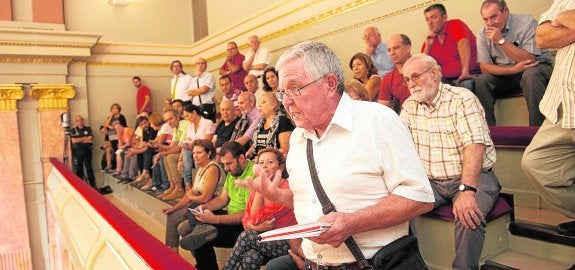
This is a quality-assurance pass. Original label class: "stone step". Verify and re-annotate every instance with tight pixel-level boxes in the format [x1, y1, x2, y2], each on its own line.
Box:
[494, 96, 529, 126]
[482, 250, 573, 270]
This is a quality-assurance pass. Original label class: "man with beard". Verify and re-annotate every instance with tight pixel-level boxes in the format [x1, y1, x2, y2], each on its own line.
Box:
[181, 141, 255, 270]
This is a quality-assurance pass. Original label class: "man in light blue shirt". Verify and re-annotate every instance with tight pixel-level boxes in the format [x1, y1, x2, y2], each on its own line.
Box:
[475, 0, 553, 126]
[363, 26, 395, 77]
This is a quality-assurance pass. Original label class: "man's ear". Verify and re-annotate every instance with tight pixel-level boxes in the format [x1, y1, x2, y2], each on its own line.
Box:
[325, 74, 339, 95]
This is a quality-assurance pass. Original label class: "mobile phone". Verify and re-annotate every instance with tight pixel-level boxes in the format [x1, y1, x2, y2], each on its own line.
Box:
[188, 208, 203, 214]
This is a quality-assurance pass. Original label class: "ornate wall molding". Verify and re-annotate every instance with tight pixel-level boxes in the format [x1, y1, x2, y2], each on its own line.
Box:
[0, 84, 24, 112]
[30, 84, 75, 110]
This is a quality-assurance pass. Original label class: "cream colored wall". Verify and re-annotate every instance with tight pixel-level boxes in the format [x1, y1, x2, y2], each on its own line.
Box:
[205, 0, 277, 35]
[63, 0, 194, 44]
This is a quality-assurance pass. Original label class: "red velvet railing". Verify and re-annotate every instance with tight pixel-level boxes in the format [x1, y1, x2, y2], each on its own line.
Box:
[50, 158, 194, 270]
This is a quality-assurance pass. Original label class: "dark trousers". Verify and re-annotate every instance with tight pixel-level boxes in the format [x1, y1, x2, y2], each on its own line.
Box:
[474, 63, 552, 126]
[193, 223, 244, 270]
[72, 147, 96, 188]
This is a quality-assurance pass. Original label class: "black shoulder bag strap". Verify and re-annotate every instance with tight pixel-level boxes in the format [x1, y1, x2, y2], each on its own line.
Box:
[196, 78, 203, 106]
[306, 139, 373, 270]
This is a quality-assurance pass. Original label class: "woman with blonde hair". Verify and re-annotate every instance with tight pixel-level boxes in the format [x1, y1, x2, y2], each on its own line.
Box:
[247, 93, 293, 159]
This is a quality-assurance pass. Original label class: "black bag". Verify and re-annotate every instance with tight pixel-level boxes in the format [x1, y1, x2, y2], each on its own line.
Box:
[198, 102, 216, 123]
[195, 78, 216, 123]
[372, 235, 427, 270]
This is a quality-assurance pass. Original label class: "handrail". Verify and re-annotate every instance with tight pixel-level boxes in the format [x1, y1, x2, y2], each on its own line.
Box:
[49, 158, 193, 270]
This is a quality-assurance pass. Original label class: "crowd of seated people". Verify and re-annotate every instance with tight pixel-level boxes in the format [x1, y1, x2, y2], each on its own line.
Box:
[92, 1, 573, 268]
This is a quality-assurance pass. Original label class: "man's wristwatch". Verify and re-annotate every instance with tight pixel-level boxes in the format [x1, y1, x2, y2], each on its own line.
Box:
[459, 184, 477, 193]
[497, 38, 506, 45]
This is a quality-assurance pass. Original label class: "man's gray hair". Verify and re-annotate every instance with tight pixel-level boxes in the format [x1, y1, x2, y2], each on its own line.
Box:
[404, 53, 443, 79]
[276, 41, 345, 94]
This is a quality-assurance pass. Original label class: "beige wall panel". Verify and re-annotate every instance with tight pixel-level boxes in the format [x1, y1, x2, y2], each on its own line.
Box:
[205, 0, 276, 35]
[64, 0, 194, 44]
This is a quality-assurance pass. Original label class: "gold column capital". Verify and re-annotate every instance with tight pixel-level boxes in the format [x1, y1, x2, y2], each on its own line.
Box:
[30, 84, 75, 110]
[0, 84, 25, 112]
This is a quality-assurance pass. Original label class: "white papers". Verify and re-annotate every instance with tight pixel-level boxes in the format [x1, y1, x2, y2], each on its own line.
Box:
[258, 222, 332, 242]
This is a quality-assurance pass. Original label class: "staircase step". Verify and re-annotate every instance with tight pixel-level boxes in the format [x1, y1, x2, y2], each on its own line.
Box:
[483, 250, 572, 270]
[510, 221, 575, 247]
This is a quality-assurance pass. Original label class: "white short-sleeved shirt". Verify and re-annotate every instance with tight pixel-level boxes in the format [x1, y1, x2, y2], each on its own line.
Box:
[171, 73, 193, 102]
[538, 0, 575, 128]
[185, 117, 215, 142]
[244, 48, 271, 78]
[190, 71, 216, 106]
[287, 93, 434, 264]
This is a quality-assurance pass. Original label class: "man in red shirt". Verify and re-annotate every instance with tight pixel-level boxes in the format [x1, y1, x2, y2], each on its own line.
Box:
[421, 4, 480, 91]
[220, 42, 248, 91]
[378, 34, 413, 113]
[133, 76, 152, 114]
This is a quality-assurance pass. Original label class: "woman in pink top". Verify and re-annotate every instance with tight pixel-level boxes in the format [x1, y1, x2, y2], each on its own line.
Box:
[222, 147, 296, 270]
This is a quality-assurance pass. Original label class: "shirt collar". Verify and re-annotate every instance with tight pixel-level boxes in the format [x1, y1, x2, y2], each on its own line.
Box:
[302, 93, 352, 140]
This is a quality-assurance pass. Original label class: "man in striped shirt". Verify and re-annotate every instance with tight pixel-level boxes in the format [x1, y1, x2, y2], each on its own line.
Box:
[522, 0, 575, 237]
[400, 53, 500, 270]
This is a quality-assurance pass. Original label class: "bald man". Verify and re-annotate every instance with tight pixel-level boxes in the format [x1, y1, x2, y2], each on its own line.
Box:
[188, 57, 217, 122]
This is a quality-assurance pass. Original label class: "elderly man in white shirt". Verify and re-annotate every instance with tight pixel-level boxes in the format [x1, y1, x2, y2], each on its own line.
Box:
[241, 41, 434, 269]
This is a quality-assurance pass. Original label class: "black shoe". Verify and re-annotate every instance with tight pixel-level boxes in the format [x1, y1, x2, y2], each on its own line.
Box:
[179, 224, 218, 251]
[556, 220, 575, 237]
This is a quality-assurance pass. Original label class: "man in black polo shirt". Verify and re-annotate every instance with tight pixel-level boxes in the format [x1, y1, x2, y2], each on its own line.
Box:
[71, 115, 97, 189]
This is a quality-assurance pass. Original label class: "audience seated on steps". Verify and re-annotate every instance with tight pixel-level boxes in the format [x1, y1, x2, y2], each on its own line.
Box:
[522, 0, 575, 238]
[110, 120, 134, 178]
[147, 112, 173, 193]
[421, 3, 480, 92]
[400, 53, 500, 270]
[152, 108, 188, 201]
[180, 141, 255, 270]
[179, 103, 215, 193]
[474, 0, 553, 126]
[362, 26, 394, 77]
[162, 140, 225, 254]
[230, 92, 261, 151]
[134, 113, 164, 190]
[120, 116, 157, 183]
[348, 52, 381, 101]
[100, 103, 127, 172]
[222, 148, 297, 270]
[246, 93, 294, 160]
[212, 99, 240, 155]
[378, 34, 413, 113]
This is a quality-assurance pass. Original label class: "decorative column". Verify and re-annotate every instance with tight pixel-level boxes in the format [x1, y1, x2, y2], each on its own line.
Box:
[29, 83, 75, 270]
[0, 84, 33, 269]
[30, 84, 75, 178]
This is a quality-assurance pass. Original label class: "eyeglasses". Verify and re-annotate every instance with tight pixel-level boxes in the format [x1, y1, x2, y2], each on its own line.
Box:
[402, 67, 433, 86]
[275, 76, 324, 102]
[227, 47, 237, 51]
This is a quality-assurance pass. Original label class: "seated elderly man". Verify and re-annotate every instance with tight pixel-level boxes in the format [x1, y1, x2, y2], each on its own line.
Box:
[400, 53, 500, 270]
